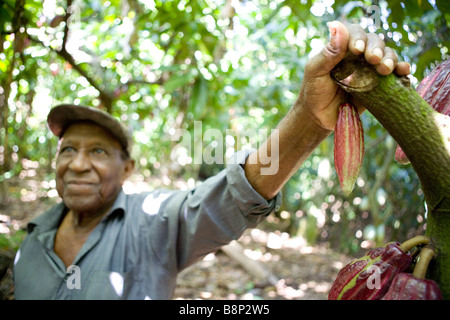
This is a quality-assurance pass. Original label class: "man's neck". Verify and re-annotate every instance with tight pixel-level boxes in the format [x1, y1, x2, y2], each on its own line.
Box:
[67, 206, 111, 232]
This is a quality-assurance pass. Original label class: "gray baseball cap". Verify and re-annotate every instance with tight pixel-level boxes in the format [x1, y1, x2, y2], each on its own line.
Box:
[47, 104, 133, 157]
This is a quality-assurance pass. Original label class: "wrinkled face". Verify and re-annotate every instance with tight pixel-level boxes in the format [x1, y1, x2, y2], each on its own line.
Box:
[55, 122, 134, 215]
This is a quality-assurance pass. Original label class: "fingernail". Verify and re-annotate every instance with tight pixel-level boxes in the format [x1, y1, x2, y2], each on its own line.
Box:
[354, 40, 365, 53]
[327, 21, 339, 39]
[373, 48, 383, 60]
[382, 58, 394, 71]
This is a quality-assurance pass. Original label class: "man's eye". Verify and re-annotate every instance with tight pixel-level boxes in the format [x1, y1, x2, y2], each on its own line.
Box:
[61, 146, 75, 153]
[93, 148, 107, 155]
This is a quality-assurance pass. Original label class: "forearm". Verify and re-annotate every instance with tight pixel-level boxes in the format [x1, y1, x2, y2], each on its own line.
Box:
[243, 21, 410, 201]
[244, 101, 332, 200]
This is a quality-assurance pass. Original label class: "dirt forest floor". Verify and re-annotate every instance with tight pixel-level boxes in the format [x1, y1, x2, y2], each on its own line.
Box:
[174, 229, 353, 300]
[1, 174, 353, 300]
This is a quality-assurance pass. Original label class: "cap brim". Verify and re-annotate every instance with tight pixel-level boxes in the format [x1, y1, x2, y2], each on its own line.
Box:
[47, 104, 132, 156]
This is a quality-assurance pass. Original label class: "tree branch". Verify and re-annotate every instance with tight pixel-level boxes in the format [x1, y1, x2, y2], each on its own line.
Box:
[331, 55, 450, 213]
[28, 34, 114, 111]
[61, 0, 73, 51]
[331, 54, 450, 298]
[28, 0, 167, 113]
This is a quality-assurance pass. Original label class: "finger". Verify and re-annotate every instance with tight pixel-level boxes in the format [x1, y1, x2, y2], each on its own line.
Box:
[346, 23, 367, 55]
[375, 47, 398, 75]
[395, 61, 411, 76]
[305, 21, 349, 78]
[365, 33, 385, 65]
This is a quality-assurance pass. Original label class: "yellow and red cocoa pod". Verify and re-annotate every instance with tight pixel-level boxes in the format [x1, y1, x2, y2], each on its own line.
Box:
[328, 236, 431, 300]
[328, 242, 411, 300]
[334, 102, 364, 194]
[395, 58, 450, 165]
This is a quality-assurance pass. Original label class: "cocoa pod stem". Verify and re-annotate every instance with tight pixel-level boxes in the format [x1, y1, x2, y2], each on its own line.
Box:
[413, 245, 435, 280]
[399, 235, 431, 253]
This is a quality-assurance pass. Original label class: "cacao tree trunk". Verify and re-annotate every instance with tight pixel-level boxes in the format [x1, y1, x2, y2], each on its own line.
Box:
[331, 55, 450, 299]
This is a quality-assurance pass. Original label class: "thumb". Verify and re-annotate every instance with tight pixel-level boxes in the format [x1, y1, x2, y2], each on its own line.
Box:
[305, 21, 350, 78]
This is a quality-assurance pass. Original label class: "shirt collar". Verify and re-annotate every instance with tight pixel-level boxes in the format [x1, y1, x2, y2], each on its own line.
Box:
[27, 188, 127, 233]
[101, 188, 127, 222]
[27, 202, 67, 233]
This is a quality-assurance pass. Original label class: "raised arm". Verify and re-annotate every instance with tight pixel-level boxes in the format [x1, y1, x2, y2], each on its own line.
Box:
[244, 21, 411, 200]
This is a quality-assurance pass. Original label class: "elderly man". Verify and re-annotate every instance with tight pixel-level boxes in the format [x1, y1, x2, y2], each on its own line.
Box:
[13, 22, 410, 299]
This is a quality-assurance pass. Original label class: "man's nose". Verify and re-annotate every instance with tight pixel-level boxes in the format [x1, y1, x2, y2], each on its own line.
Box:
[68, 151, 92, 172]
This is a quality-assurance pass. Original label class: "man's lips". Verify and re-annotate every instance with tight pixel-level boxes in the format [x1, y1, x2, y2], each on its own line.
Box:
[66, 180, 96, 185]
[64, 180, 98, 193]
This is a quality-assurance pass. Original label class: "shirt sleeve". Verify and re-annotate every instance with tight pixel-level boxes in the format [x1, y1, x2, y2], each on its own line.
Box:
[148, 149, 282, 272]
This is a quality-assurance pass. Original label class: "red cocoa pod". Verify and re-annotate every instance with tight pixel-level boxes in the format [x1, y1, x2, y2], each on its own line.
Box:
[394, 146, 410, 165]
[382, 246, 443, 300]
[328, 242, 411, 300]
[334, 102, 364, 194]
[416, 59, 450, 116]
[381, 273, 443, 300]
[395, 58, 450, 165]
[328, 235, 430, 300]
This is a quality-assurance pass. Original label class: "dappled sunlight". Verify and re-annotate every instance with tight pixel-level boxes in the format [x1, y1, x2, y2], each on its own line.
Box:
[175, 229, 352, 300]
[433, 112, 450, 156]
[0, 0, 445, 300]
[0, 0, 434, 257]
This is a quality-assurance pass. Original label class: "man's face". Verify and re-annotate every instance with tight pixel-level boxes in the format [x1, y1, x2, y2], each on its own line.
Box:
[55, 122, 134, 215]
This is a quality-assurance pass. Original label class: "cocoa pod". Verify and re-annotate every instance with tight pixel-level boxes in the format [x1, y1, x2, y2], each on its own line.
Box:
[394, 146, 410, 165]
[382, 246, 443, 300]
[395, 58, 450, 165]
[328, 235, 430, 300]
[334, 102, 364, 194]
[381, 273, 442, 300]
[416, 59, 450, 116]
[328, 242, 411, 300]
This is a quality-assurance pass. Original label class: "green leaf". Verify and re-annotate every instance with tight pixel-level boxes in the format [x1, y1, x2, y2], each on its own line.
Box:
[0, 60, 8, 73]
[388, 1, 405, 26]
[435, 0, 450, 14]
[163, 70, 195, 93]
[404, 0, 433, 18]
[0, 5, 12, 25]
[190, 76, 209, 117]
[415, 46, 442, 80]
[1, 0, 14, 11]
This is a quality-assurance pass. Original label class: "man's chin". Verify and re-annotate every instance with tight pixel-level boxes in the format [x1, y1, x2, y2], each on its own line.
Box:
[60, 187, 121, 216]
[62, 195, 103, 214]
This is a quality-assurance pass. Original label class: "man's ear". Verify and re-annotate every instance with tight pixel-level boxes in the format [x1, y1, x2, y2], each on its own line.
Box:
[122, 158, 135, 182]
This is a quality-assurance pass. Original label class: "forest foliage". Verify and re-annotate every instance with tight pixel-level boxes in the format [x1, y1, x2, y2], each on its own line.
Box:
[0, 0, 449, 255]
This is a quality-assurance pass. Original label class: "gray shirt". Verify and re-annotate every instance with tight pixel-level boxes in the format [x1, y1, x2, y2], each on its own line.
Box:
[13, 151, 281, 299]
